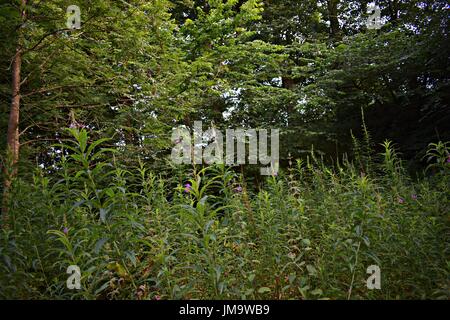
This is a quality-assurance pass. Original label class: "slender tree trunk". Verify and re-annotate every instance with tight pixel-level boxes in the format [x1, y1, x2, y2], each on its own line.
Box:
[389, 0, 399, 22]
[327, 0, 341, 41]
[2, 0, 26, 222]
[282, 76, 296, 124]
[360, 1, 368, 18]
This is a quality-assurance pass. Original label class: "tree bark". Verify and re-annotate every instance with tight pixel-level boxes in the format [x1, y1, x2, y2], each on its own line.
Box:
[327, 0, 341, 41]
[2, 0, 26, 221]
[389, 0, 399, 22]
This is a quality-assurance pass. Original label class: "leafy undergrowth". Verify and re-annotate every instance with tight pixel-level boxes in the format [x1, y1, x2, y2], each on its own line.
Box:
[0, 129, 448, 299]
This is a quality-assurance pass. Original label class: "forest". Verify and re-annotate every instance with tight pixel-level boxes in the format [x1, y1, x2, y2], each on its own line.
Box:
[0, 0, 449, 300]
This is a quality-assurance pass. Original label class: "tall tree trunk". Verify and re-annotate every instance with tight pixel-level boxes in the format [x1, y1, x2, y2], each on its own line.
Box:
[327, 0, 341, 41]
[389, 0, 399, 22]
[2, 0, 26, 222]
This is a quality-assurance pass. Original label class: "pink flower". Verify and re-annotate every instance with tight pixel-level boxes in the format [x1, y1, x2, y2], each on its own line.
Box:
[411, 194, 418, 200]
[398, 197, 405, 204]
[154, 295, 161, 300]
[184, 183, 192, 193]
[233, 185, 243, 193]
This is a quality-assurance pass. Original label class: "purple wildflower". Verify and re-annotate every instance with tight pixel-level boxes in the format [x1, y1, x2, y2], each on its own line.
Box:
[63, 227, 69, 235]
[447, 156, 450, 163]
[234, 186, 243, 193]
[184, 183, 192, 193]
[397, 197, 405, 204]
[154, 295, 161, 300]
[411, 194, 418, 200]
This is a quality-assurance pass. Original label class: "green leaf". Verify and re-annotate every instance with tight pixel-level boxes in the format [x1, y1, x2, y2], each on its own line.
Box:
[94, 238, 108, 254]
[257, 287, 271, 294]
[306, 265, 317, 276]
[100, 208, 108, 223]
[311, 288, 323, 296]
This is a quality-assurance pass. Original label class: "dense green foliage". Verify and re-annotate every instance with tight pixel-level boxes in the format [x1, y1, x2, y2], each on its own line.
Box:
[0, 129, 448, 299]
[0, 0, 449, 300]
[1, 1, 448, 170]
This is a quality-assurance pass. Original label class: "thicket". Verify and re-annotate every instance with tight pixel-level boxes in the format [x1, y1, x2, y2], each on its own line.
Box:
[0, 129, 448, 299]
